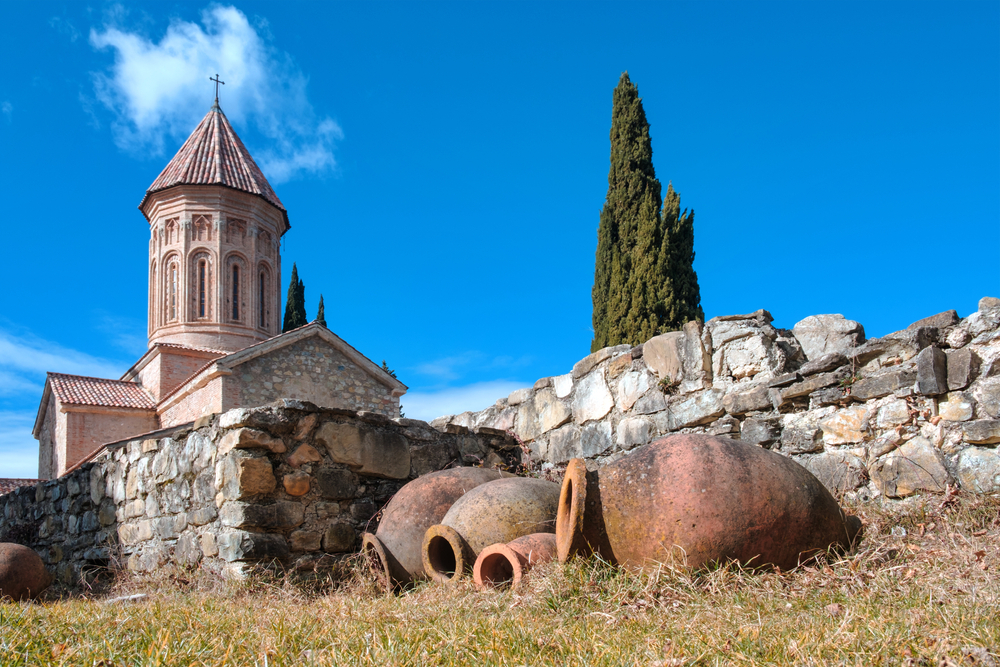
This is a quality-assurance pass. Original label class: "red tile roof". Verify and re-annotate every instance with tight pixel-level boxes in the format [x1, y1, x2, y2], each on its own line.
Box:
[0, 479, 39, 496]
[139, 101, 287, 226]
[48, 373, 156, 410]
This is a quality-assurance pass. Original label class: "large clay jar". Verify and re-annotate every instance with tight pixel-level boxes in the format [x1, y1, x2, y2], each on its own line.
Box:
[362, 467, 511, 590]
[0, 543, 52, 601]
[557, 434, 863, 571]
[473, 532, 557, 589]
[423, 477, 561, 583]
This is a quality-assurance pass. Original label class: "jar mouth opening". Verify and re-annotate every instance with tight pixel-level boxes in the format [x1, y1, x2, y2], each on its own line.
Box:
[555, 458, 589, 562]
[422, 524, 470, 583]
[474, 544, 523, 589]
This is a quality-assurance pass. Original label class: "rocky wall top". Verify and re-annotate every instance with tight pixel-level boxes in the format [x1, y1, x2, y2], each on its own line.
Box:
[434, 297, 1000, 499]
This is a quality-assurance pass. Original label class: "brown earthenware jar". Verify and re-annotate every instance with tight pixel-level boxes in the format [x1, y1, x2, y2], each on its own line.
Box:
[473, 532, 557, 589]
[556, 434, 863, 571]
[361, 467, 510, 590]
[423, 476, 561, 583]
[0, 543, 52, 601]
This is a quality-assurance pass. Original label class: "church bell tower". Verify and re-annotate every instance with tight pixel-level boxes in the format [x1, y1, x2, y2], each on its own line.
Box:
[138, 94, 289, 353]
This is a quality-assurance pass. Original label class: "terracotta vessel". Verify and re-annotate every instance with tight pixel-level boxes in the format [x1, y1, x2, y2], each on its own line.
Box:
[473, 532, 557, 589]
[361, 467, 510, 590]
[0, 543, 52, 601]
[556, 434, 863, 571]
[423, 477, 561, 583]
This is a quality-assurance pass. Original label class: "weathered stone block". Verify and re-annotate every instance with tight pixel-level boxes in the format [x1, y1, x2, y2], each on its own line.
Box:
[781, 369, 848, 401]
[535, 388, 572, 434]
[322, 523, 356, 552]
[850, 370, 916, 401]
[643, 331, 685, 383]
[290, 530, 322, 552]
[507, 388, 532, 406]
[740, 417, 780, 447]
[956, 447, 1000, 493]
[219, 455, 277, 499]
[801, 450, 867, 494]
[820, 406, 869, 445]
[616, 371, 653, 412]
[572, 345, 630, 379]
[351, 498, 376, 521]
[286, 443, 322, 468]
[793, 314, 865, 361]
[154, 514, 188, 539]
[316, 467, 358, 500]
[572, 370, 614, 424]
[667, 389, 725, 430]
[798, 353, 847, 376]
[283, 471, 311, 497]
[870, 436, 949, 497]
[187, 506, 217, 526]
[974, 378, 1000, 419]
[962, 420, 1000, 445]
[220, 501, 305, 531]
[916, 347, 948, 396]
[946, 348, 980, 391]
[409, 442, 457, 477]
[219, 428, 286, 456]
[218, 531, 289, 562]
[723, 385, 771, 415]
[553, 373, 573, 399]
[547, 424, 581, 464]
[315, 423, 410, 479]
[607, 354, 633, 378]
[779, 426, 824, 454]
[875, 399, 910, 428]
[938, 392, 974, 422]
[908, 310, 959, 331]
[581, 421, 613, 458]
[633, 390, 667, 415]
[616, 417, 651, 449]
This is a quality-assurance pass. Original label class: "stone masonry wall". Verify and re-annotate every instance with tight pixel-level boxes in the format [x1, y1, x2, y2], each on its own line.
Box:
[0, 401, 519, 585]
[435, 297, 1000, 500]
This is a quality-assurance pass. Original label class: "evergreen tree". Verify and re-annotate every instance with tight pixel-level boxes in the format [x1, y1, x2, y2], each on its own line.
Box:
[380, 360, 397, 379]
[282, 263, 308, 333]
[591, 73, 703, 350]
[316, 294, 327, 327]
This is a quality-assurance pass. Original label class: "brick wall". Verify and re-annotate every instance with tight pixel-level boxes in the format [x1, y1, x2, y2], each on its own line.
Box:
[62, 408, 159, 477]
[159, 376, 226, 427]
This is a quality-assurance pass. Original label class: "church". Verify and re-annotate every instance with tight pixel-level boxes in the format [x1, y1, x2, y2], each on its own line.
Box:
[32, 95, 406, 480]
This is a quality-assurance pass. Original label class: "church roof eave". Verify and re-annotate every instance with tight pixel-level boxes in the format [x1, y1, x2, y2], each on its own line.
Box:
[138, 183, 290, 234]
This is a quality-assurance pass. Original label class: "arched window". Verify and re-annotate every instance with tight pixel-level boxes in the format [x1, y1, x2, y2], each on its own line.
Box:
[258, 267, 270, 331]
[232, 264, 240, 320]
[198, 259, 207, 318]
[166, 261, 179, 322]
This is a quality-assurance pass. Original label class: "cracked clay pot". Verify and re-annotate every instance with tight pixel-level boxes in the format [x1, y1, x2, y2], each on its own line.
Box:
[361, 467, 510, 590]
[423, 476, 561, 583]
[556, 434, 863, 571]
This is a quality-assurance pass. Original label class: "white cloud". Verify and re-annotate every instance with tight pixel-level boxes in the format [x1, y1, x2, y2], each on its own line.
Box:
[0, 411, 40, 479]
[1, 101, 11, 123]
[0, 329, 125, 380]
[402, 380, 528, 422]
[89, 5, 339, 183]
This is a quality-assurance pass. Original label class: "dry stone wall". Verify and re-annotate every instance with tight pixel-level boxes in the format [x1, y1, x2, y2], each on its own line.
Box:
[0, 401, 519, 585]
[435, 297, 1000, 500]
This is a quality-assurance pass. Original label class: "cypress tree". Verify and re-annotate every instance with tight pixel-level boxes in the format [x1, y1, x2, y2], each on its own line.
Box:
[591, 73, 703, 351]
[282, 263, 308, 333]
[316, 294, 327, 327]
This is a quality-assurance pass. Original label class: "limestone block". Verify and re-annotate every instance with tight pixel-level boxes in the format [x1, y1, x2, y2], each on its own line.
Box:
[633, 391, 667, 415]
[798, 353, 847, 376]
[125, 470, 139, 500]
[616, 371, 653, 412]
[869, 437, 949, 498]
[939, 392, 974, 422]
[553, 373, 574, 399]
[547, 424, 581, 464]
[290, 530, 322, 552]
[154, 514, 188, 540]
[219, 455, 277, 500]
[283, 471, 311, 497]
[507, 388, 533, 406]
[457, 435, 489, 465]
[946, 327, 972, 349]
[217, 530, 289, 562]
[616, 417, 651, 449]
[916, 347, 948, 396]
[572, 345, 631, 379]
[409, 442, 458, 477]
[581, 421, 613, 458]
[315, 422, 410, 479]
[780, 369, 848, 401]
[946, 349, 980, 390]
[315, 467, 358, 500]
[218, 428, 286, 456]
[534, 377, 553, 390]
[740, 417, 780, 447]
[820, 406, 869, 445]
[221, 500, 305, 531]
[200, 533, 218, 558]
[89, 466, 104, 505]
[124, 499, 145, 519]
[286, 444, 323, 468]
[711, 325, 785, 382]
[679, 320, 713, 392]
[875, 400, 910, 428]
[868, 430, 903, 460]
[572, 370, 614, 424]
[643, 331, 684, 383]
[801, 450, 867, 494]
[723, 385, 772, 415]
[175, 533, 203, 567]
[779, 425, 824, 454]
[187, 506, 217, 526]
[962, 420, 1000, 445]
[294, 414, 319, 441]
[850, 370, 916, 402]
[184, 432, 215, 470]
[607, 353, 633, 378]
[323, 523, 357, 552]
[973, 378, 1000, 419]
[908, 310, 959, 330]
[492, 407, 516, 431]
[219, 408, 253, 430]
[793, 314, 866, 361]
[956, 447, 1000, 494]
[666, 389, 725, 431]
[535, 389, 572, 434]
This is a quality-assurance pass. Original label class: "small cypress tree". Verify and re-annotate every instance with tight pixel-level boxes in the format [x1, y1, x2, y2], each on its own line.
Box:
[380, 360, 397, 379]
[282, 263, 308, 332]
[659, 184, 703, 327]
[316, 294, 327, 327]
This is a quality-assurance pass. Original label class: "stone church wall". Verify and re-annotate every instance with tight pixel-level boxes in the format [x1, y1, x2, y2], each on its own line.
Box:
[0, 402, 519, 586]
[435, 297, 1000, 499]
[234, 338, 400, 417]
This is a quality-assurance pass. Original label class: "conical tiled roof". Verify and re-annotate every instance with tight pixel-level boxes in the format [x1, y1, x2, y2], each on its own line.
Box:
[139, 101, 288, 229]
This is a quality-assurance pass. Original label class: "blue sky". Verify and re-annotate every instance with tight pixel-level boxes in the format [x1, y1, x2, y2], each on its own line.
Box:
[1, 1, 997, 478]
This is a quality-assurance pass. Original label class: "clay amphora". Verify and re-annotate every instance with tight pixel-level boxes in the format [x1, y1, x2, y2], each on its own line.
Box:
[0, 543, 52, 601]
[556, 434, 863, 571]
[361, 467, 510, 590]
[473, 532, 557, 589]
[423, 477, 561, 583]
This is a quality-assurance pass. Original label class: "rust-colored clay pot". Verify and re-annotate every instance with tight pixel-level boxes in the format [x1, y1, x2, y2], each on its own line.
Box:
[0, 543, 52, 601]
[423, 477, 561, 583]
[557, 434, 863, 571]
[361, 467, 510, 590]
[473, 532, 557, 589]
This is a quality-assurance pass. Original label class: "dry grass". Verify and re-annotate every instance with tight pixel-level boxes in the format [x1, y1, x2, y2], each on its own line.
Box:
[1, 493, 998, 666]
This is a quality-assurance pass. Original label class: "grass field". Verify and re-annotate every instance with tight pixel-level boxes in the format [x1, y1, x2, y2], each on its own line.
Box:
[1, 492, 998, 666]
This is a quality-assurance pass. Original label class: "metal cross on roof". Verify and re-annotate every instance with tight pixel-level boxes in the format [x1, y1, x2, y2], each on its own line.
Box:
[210, 74, 225, 101]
